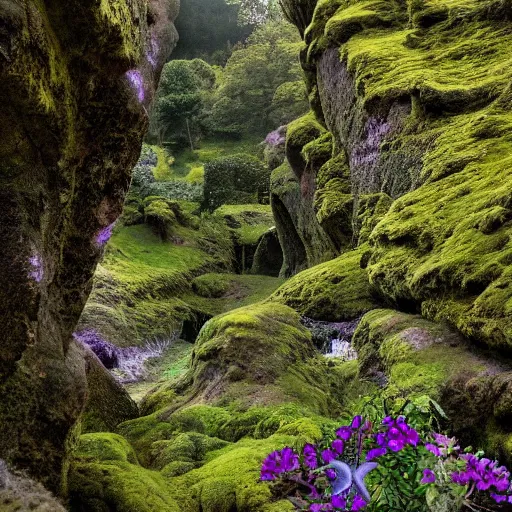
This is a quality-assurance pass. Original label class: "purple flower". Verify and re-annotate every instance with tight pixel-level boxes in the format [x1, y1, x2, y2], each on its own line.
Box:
[325, 469, 336, 480]
[322, 449, 336, 464]
[426, 443, 442, 457]
[336, 426, 352, 441]
[331, 495, 346, 509]
[304, 443, 318, 469]
[451, 452, 511, 497]
[421, 469, 436, 484]
[351, 494, 367, 511]
[388, 439, 404, 452]
[332, 439, 344, 455]
[264, 127, 286, 147]
[366, 447, 387, 461]
[351, 415, 363, 429]
[260, 447, 299, 480]
[374, 417, 420, 454]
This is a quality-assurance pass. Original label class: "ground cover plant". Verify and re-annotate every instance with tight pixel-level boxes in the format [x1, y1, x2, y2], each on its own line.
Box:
[261, 406, 512, 511]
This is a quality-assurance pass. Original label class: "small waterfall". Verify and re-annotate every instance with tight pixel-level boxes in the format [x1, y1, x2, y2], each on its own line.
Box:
[300, 317, 360, 360]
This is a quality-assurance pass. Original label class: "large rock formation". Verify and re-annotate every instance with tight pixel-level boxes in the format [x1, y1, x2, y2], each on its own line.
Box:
[273, 0, 512, 349]
[0, 0, 179, 491]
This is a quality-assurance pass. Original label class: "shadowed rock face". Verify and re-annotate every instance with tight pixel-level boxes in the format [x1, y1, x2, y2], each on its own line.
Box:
[0, 0, 179, 491]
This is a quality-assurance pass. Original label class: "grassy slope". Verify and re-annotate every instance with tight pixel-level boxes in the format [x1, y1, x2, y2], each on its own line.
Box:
[154, 137, 263, 184]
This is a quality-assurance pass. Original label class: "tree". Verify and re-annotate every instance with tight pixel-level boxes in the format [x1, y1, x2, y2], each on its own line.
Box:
[172, 0, 253, 60]
[151, 59, 216, 148]
[227, 0, 283, 25]
[207, 20, 308, 137]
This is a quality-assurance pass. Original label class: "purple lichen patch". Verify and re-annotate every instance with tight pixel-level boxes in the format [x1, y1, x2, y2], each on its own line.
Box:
[350, 117, 391, 169]
[29, 254, 44, 283]
[95, 222, 115, 247]
[265, 126, 287, 146]
[126, 70, 145, 103]
[147, 36, 159, 68]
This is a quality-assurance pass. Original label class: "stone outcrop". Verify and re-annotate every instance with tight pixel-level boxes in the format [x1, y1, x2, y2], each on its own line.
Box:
[0, 0, 179, 491]
[273, 0, 512, 350]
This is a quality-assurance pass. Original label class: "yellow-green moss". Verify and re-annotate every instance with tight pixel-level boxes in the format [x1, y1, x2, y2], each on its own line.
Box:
[286, 111, 326, 175]
[353, 309, 488, 400]
[269, 245, 379, 320]
[213, 204, 275, 246]
[73, 433, 138, 464]
[300, 0, 512, 349]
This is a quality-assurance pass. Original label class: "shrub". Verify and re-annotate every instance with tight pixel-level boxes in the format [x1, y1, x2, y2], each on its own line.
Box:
[202, 153, 270, 212]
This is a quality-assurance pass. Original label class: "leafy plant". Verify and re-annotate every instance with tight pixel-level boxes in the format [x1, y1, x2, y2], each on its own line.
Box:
[202, 153, 269, 211]
[260, 403, 512, 511]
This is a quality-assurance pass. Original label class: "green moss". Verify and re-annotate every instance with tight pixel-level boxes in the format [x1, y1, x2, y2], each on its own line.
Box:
[191, 273, 233, 298]
[183, 274, 286, 319]
[353, 309, 488, 400]
[213, 204, 275, 246]
[167, 434, 297, 512]
[150, 432, 230, 469]
[286, 112, 326, 175]
[73, 433, 138, 465]
[269, 245, 379, 320]
[270, 160, 338, 274]
[298, 0, 512, 349]
[302, 131, 333, 170]
[69, 459, 180, 512]
[356, 193, 393, 244]
[80, 211, 237, 346]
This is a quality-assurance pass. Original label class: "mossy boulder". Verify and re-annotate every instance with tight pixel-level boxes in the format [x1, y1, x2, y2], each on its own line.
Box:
[352, 308, 512, 454]
[80, 343, 138, 433]
[0, 460, 66, 511]
[144, 302, 344, 415]
[270, 245, 380, 320]
[251, 228, 284, 277]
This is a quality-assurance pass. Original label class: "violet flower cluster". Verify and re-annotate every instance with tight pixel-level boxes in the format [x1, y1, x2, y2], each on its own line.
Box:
[424, 432, 512, 505]
[366, 416, 420, 461]
[260, 415, 402, 511]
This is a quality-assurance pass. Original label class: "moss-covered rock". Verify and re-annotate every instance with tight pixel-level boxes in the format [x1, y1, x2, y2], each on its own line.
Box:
[0, 460, 67, 511]
[0, 0, 179, 490]
[288, 0, 512, 351]
[271, 161, 337, 276]
[352, 308, 512, 454]
[80, 344, 138, 433]
[144, 303, 344, 414]
[270, 245, 380, 320]
[251, 228, 284, 277]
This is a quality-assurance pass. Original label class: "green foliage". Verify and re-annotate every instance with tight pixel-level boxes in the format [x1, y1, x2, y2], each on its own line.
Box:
[208, 20, 307, 136]
[270, 245, 380, 320]
[152, 59, 216, 147]
[202, 154, 269, 211]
